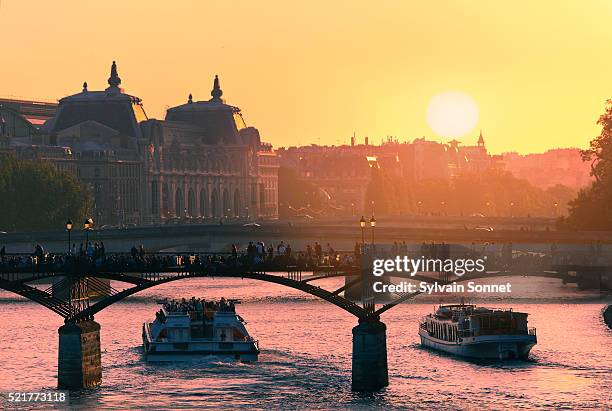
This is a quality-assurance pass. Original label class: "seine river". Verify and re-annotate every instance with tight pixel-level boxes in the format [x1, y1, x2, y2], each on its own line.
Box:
[0, 276, 610, 410]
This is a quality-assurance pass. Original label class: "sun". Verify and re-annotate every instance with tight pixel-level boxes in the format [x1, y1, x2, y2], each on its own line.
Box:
[426, 91, 479, 138]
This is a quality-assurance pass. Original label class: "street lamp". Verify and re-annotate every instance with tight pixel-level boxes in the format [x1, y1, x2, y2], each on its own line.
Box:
[370, 215, 376, 245]
[554, 202, 559, 217]
[66, 220, 73, 255]
[359, 216, 366, 248]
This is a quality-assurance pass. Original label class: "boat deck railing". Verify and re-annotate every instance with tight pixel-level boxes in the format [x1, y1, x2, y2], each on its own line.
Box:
[457, 327, 536, 338]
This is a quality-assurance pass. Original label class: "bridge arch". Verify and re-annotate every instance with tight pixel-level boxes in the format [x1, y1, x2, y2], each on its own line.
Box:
[0, 268, 577, 322]
[66, 271, 366, 321]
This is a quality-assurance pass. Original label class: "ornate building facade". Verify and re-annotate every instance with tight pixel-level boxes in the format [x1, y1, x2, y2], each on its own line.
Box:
[5, 62, 279, 225]
[141, 75, 279, 223]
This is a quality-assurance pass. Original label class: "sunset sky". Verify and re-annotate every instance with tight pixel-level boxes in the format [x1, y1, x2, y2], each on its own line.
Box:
[2, 1, 612, 153]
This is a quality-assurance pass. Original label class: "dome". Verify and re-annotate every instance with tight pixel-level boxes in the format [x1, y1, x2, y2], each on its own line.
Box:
[41, 62, 147, 138]
[165, 75, 246, 145]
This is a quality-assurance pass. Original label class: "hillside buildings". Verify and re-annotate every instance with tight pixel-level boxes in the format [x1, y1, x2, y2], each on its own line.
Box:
[277, 132, 505, 214]
[502, 148, 591, 189]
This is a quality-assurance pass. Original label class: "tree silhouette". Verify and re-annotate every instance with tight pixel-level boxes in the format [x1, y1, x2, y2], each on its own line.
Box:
[0, 157, 90, 232]
[564, 100, 612, 230]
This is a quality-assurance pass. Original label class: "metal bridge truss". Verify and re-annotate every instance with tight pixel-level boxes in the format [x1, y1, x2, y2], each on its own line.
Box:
[0, 262, 594, 323]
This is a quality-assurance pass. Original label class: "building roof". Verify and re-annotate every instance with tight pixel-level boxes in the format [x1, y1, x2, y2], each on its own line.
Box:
[0, 98, 57, 129]
[165, 75, 246, 145]
[41, 62, 146, 138]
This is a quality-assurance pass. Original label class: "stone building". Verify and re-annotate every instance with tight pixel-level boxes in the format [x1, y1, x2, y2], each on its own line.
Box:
[276, 133, 505, 216]
[141, 74, 279, 223]
[5, 62, 279, 225]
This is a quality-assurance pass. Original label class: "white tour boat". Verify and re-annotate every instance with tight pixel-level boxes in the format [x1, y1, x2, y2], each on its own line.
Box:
[143, 298, 259, 362]
[419, 304, 537, 360]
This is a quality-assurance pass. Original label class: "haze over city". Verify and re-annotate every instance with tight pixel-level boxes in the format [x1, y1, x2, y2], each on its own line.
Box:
[2, 0, 612, 153]
[1, 2, 612, 410]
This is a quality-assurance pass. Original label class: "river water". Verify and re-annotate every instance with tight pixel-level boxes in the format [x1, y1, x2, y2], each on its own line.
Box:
[0, 276, 610, 410]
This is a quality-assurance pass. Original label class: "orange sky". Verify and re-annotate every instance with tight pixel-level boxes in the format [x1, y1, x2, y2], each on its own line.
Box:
[2, 1, 612, 153]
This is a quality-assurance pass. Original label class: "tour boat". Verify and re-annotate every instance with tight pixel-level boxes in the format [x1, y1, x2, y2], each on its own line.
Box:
[142, 298, 259, 362]
[419, 304, 537, 360]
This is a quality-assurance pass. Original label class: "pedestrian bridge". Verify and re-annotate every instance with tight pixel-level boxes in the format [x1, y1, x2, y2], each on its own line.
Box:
[0, 251, 609, 391]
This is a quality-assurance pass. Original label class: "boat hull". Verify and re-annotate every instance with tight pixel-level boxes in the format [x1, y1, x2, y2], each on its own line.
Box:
[143, 323, 259, 362]
[419, 329, 536, 360]
[144, 351, 259, 362]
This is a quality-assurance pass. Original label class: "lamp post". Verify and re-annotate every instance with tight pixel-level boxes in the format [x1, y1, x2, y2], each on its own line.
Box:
[359, 216, 366, 249]
[554, 202, 559, 217]
[370, 215, 376, 245]
[66, 220, 73, 255]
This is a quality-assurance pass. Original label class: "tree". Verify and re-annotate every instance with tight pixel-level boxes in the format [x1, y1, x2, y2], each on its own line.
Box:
[277, 166, 322, 218]
[581, 100, 612, 183]
[564, 100, 612, 230]
[364, 167, 414, 215]
[0, 157, 90, 232]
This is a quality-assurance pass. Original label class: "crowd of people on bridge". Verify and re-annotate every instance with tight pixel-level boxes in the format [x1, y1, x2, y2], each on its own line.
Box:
[242, 240, 352, 267]
[0, 239, 354, 274]
[1, 238, 605, 275]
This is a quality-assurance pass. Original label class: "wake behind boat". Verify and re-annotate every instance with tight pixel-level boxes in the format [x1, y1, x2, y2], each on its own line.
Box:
[419, 304, 537, 360]
[143, 297, 259, 362]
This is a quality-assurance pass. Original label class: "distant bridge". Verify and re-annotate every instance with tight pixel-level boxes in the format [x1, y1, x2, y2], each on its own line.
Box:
[3, 220, 612, 253]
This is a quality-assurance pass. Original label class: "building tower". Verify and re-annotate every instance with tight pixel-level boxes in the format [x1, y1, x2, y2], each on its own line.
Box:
[478, 130, 485, 149]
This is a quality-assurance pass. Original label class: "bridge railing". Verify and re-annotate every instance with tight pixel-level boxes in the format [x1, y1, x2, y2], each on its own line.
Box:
[0, 251, 361, 276]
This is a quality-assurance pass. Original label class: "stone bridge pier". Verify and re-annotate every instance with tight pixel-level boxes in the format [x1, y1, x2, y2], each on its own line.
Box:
[58, 319, 102, 389]
[351, 319, 388, 391]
